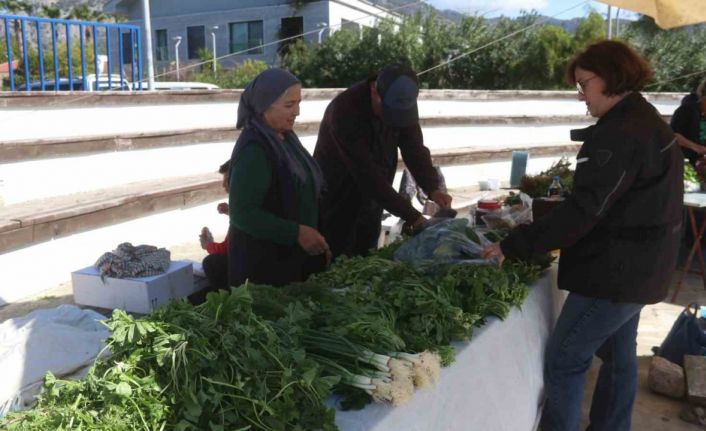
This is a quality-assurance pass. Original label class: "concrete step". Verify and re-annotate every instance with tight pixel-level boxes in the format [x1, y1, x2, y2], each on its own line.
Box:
[0, 116, 606, 162]
[1, 142, 235, 206]
[0, 134, 579, 207]
[0, 173, 223, 254]
[0, 142, 578, 254]
[0, 95, 680, 144]
[1, 119, 586, 206]
[0, 88, 685, 109]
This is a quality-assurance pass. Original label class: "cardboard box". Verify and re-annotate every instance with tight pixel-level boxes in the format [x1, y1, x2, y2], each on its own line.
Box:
[72, 260, 195, 314]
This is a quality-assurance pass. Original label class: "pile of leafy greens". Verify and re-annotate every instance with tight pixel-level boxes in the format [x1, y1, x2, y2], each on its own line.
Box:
[2, 226, 553, 430]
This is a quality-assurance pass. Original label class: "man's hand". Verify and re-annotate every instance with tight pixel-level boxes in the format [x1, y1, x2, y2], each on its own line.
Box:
[217, 202, 229, 215]
[480, 243, 505, 266]
[412, 215, 426, 229]
[403, 215, 428, 236]
[429, 190, 453, 209]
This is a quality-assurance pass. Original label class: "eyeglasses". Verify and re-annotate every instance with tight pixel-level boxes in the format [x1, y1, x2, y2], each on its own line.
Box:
[576, 75, 598, 95]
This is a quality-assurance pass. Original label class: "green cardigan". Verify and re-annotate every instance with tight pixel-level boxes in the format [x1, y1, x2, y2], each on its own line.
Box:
[229, 138, 318, 246]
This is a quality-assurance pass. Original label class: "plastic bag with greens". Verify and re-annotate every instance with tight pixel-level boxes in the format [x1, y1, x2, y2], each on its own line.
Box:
[393, 219, 490, 268]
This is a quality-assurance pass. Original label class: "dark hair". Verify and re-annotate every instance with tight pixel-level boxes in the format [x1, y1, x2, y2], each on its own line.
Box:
[566, 40, 652, 95]
[697, 78, 706, 99]
[218, 160, 231, 174]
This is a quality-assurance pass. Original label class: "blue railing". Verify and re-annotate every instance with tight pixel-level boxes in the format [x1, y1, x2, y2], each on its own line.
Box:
[0, 14, 142, 91]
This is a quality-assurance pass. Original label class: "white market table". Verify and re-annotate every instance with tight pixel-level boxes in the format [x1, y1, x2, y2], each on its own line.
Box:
[672, 192, 706, 302]
[334, 266, 564, 431]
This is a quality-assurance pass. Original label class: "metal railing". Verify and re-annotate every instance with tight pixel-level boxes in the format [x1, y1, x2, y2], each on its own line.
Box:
[0, 13, 142, 91]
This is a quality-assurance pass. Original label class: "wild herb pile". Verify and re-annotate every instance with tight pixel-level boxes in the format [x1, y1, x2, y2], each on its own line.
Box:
[684, 160, 701, 184]
[518, 157, 574, 198]
[2, 227, 552, 430]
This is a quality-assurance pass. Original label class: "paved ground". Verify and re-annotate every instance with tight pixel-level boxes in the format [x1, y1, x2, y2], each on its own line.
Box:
[576, 268, 706, 431]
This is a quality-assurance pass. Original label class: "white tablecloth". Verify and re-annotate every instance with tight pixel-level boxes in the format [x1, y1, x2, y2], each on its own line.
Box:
[335, 266, 564, 431]
[0, 305, 108, 417]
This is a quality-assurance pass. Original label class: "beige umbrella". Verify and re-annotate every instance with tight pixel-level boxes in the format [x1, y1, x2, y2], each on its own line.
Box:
[598, 0, 706, 29]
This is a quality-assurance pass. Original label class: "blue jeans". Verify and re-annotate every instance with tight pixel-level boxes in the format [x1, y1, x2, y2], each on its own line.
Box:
[540, 293, 643, 431]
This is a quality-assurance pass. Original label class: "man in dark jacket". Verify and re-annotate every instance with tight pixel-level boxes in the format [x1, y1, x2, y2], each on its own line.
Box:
[671, 78, 706, 165]
[314, 64, 452, 257]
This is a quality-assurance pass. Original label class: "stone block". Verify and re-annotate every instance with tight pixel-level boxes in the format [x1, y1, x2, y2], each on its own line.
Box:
[648, 356, 686, 399]
[685, 355, 706, 406]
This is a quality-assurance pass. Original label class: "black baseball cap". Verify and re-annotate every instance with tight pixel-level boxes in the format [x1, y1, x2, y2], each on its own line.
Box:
[376, 64, 419, 128]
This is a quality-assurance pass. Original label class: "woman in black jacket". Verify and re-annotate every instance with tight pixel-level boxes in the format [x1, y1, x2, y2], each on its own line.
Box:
[482, 41, 683, 431]
[671, 78, 706, 165]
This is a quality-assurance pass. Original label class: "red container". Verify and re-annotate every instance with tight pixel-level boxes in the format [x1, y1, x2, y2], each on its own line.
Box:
[478, 199, 502, 210]
[476, 199, 502, 225]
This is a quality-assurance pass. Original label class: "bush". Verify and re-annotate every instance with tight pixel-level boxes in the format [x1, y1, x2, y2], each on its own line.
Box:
[280, 11, 606, 90]
[193, 59, 269, 88]
[623, 16, 706, 92]
[4, 38, 100, 87]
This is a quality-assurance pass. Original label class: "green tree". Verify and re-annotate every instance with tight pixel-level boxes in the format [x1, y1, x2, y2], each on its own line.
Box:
[68, 5, 108, 41]
[573, 11, 605, 50]
[0, 0, 34, 15]
[283, 26, 369, 87]
[451, 16, 533, 89]
[39, 5, 62, 19]
[39, 5, 63, 40]
[11, 39, 97, 87]
[438, 16, 487, 89]
[417, 12, 463, 89]
[283, 15, 428, 88]
[0, 0, 35, 64]
[193, 59, 268, 88]
[519, 25, 574, 88]
[277, 10, 705, 92]
[623, 17, 706, 92]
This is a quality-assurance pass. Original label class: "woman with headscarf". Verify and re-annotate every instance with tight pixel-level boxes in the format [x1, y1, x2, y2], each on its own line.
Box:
[228, 68, 329, 287]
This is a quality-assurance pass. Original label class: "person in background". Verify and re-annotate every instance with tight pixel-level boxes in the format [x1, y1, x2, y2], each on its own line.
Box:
[481, 40, 683, 431]
[228, 68, 329, 287]
[198, 160, 231, 292]
[671, 77, 706, 165]
[313, 63, 452, 258]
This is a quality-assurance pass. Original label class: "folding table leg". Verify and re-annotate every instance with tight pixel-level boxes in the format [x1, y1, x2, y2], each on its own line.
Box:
[672, 208, 706, 302]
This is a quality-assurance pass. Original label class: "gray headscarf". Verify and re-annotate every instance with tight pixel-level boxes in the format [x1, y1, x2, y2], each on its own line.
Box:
[235, 68, 323, 196]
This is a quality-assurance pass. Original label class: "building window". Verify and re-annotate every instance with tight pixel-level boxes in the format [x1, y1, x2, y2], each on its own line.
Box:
[187, 25, 205, 59]
[341, 19, 361, 34]
[229, 21, 264, 55]
[121, 31, 135, 64]
[155, 29, 168, 61]
[279, 16, 303, 55]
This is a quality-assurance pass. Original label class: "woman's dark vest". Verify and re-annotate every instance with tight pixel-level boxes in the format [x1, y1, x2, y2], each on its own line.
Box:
[227, 127, 308, 287]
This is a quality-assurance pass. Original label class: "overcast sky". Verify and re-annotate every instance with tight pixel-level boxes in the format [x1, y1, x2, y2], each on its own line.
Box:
[425, 0, 633, 20]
